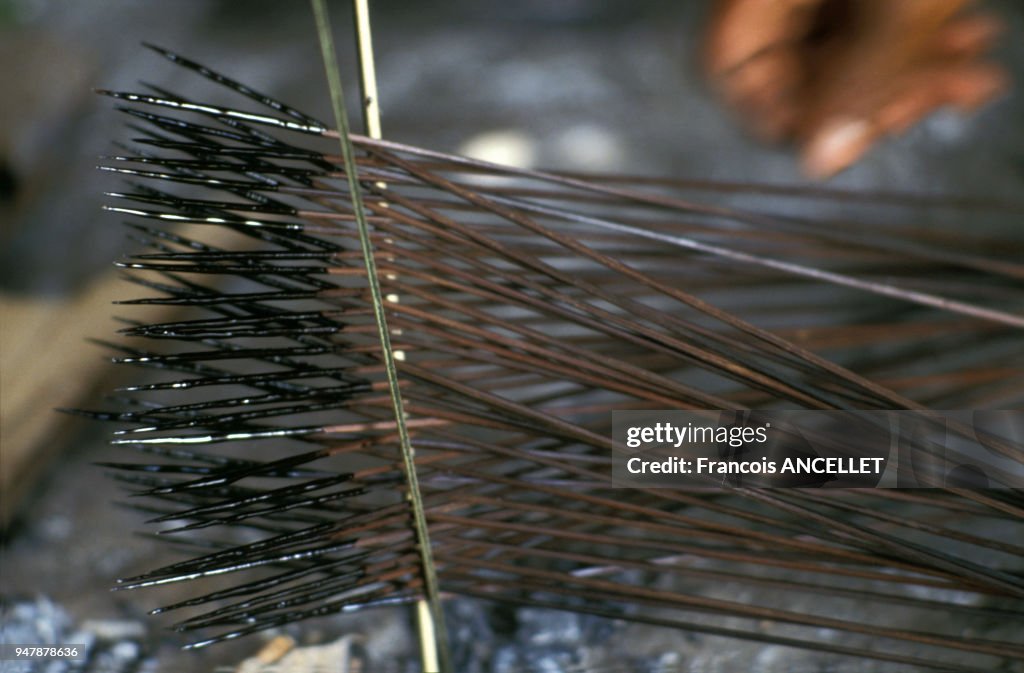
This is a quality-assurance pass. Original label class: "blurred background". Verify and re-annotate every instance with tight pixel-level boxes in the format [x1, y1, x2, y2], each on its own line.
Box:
[1, 0, 1022, 671]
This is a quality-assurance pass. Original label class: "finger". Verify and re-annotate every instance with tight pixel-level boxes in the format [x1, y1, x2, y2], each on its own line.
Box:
[875, 84, 946, 135]
[940, 61, 1010, 112]
[702, 0, 820, 76]
[934, 13, 1004, 58]
[719, 47, 804, 141]
[876, 61, 1006, 130]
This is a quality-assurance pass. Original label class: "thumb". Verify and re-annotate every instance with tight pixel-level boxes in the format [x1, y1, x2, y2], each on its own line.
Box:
[801, 117, 878, 179]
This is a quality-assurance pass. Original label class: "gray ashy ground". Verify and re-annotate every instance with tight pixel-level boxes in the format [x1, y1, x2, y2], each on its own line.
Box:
[2, 1, 1022, 672]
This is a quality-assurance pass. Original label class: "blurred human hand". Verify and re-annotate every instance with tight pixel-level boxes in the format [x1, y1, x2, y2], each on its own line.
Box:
[702, 0, 1009, 177]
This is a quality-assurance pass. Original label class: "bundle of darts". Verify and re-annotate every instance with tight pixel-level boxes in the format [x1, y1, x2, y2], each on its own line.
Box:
[81, 6, 1024, 670]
